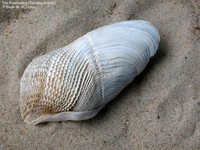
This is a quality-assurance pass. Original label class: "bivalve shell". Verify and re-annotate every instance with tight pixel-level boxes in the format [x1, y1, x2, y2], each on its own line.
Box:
[20, 20, 160, 125]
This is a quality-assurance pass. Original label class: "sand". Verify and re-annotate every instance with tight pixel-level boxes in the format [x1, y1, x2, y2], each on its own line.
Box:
[0, 0, 199, 149]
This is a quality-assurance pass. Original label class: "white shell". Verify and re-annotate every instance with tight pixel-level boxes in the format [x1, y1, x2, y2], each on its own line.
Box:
[20, 20, 160, 125]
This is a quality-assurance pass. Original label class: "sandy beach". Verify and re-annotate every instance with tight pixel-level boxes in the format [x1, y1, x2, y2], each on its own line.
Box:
[0, 0, 199, 149]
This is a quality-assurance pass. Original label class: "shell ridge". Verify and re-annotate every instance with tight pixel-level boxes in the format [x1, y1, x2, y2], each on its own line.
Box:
[56, 48, 76, 110]
[67, 39, 97, 111]
[84, 35, 104, 104]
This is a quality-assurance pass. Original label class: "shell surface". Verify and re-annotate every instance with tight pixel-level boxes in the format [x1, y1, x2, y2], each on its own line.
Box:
[20, 20, 160, 125]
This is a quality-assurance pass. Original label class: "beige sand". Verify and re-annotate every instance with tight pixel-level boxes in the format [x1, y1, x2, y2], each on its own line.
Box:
[0, 0, 199, 149]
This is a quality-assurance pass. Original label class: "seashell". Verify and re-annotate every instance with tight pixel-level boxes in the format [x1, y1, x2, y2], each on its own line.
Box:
[20, 20, 160, 125]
